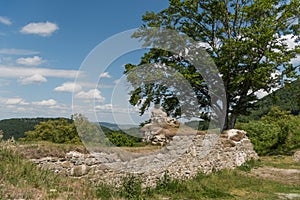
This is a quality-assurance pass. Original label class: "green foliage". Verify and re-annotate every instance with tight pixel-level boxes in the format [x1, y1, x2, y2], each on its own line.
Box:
[156, 171, 181, 192]
[238, 107, 300, 155]
[72, 114, 106, 145]
[125, 0, 300, 130]
[22, 118, 81, 144]
[107, 131, 134, 147]
[237, 159, 262, 172]
[16, 114, 143, 147]
[95, 183, 117, 199]
[0, 118, 70, 140]
[120, 175, 143, 200]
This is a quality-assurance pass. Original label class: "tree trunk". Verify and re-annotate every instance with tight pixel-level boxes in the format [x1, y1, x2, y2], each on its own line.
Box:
[229, 113, 236, 129]
[222, 111, 237, 132]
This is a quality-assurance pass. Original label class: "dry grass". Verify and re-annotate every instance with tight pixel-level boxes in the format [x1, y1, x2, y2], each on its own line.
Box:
[16, 141, 87, 159]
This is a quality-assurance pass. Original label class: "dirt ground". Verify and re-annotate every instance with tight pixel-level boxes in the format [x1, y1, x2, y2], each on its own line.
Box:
[250, 166, 300, 185]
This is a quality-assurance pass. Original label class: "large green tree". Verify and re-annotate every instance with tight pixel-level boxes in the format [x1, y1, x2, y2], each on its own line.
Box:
[125, 0, 300, 131]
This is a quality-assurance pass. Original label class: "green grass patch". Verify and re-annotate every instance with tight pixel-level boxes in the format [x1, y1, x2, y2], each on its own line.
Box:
[1, 142, 299, 199]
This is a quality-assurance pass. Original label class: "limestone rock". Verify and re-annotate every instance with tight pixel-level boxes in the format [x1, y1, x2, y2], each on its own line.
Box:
[293, 151, 300, 162]
[223, 129, 246, 142]
[71, 165, 89, 177]
[141, 108, 180, 145]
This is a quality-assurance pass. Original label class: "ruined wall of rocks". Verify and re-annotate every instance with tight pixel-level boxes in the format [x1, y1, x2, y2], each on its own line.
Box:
[31, 129, 258, 187]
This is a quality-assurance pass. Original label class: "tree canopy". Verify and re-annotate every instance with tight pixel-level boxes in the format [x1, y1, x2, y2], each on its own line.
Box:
[125, 0, 300, 131]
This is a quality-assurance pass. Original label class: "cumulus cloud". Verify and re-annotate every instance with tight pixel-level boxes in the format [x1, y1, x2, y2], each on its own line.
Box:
[54, 82, 82, 93]
[99, 72, 111, 78]
[32, 99, 57, 106]
[20, 22, 59, 37]
[0, 65, 82, 79]
[75, 89, 105, 102]
[0, 16, 12, 25]
[3, 97, 28, 105]
[18, 74, 47, 85]
[0, 48, 39, 55]
[16, 56, 45, 66]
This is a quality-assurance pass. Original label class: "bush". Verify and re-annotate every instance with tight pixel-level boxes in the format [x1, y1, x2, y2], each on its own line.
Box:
[21, 119, 81, 144]
[239, 107, 300, 155]
[108, 132, 134, 147]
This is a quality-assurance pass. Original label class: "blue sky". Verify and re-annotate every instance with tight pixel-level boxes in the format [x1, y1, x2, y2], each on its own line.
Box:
[0, 0, 169, 124]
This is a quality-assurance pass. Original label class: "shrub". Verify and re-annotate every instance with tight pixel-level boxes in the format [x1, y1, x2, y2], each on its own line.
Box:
[108, 131, 134, 147]
[21, 119, 81, 144]
[239, 107, 300, 155]
[120, 175, 143, 199]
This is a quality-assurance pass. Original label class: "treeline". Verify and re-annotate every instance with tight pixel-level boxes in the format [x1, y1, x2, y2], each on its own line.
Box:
[239, 78, 300, 122]
[0, 118, 71, 140]
[0, 115, 143, 147]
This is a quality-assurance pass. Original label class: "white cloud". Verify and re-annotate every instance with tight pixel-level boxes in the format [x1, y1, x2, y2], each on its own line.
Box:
[0, 65, 82, 79]
[3, 98, 27, 105]
[18, 74, 47, 85]
[32, 99, 57, 106]
[54, 82, 82, 93]
[281, 34, 298, 50]
[75, 89, 105, 102]
[0, 16, 12, 25]
[16, 56, 45, 66]
[255, 87, 280, 99]
[95, 104, 113, 110]
[20, 22, 59, 37]
[114, 79, 121, 85]
[0, 48, 39, 55]
[99, 72, 111, 78]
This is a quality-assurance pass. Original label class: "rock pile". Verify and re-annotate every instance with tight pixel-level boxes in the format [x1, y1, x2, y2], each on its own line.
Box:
[293, 150, 300, 162]
[140, 108, 180, 145]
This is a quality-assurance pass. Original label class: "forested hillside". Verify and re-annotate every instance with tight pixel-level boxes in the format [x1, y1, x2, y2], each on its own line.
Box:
[239, 79, 300, 122]
[0, 118, 71, 140]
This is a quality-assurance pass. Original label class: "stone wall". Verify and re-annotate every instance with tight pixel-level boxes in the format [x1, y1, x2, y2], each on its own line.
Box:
[30, 129, 258, 188]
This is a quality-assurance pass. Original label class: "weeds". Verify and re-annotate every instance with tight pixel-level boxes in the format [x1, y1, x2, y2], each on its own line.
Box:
[237, 158, 262, 172]
[120, 175, 143, 199]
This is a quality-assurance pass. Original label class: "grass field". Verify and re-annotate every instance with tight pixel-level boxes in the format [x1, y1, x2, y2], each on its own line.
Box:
[0, 141, 299, 199]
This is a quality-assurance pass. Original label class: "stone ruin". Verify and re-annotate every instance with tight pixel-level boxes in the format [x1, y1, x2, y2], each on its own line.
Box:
[27, 108, 259, 188]
[140, 108, 181, 145]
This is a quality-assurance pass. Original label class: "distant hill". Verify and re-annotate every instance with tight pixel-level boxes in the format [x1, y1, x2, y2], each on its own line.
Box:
[99, 122, 138, 130]
[0, 118, 71, 140]
[239, 78, 300, 122]
[0, 118, 141, 142]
